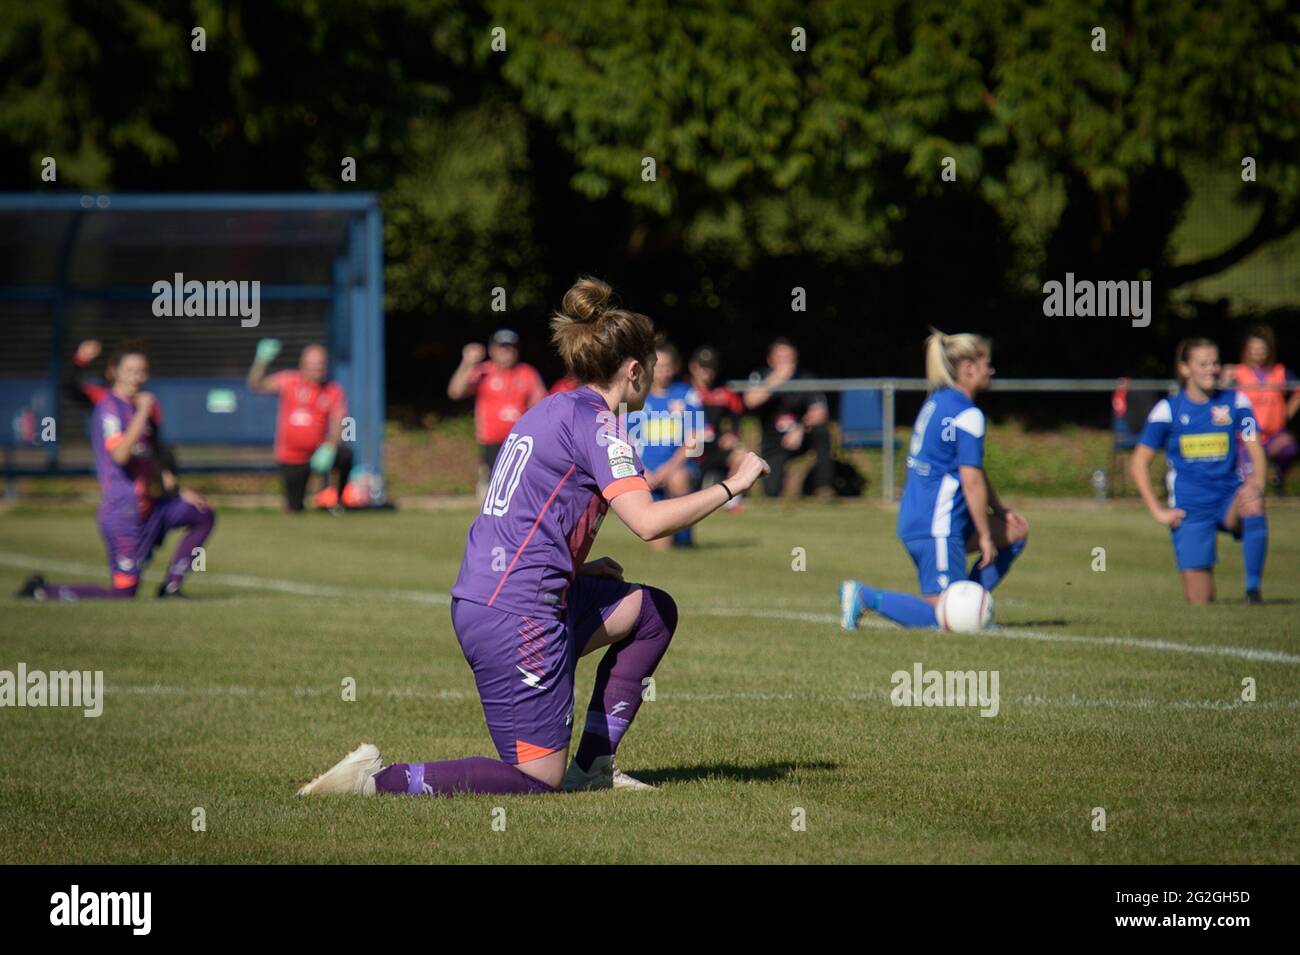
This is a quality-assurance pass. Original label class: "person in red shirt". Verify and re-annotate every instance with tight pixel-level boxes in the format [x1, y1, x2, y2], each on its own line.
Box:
[1223, 325, 1300, 492]
[548, 374, 580, 395]
[447, 328, 546, 487]
[247, 341, 351, 512]
[687, 345, 749, 506]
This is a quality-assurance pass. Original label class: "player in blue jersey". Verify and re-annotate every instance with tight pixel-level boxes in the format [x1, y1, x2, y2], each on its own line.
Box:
[839, 331, 1029, 629]
[1130, 338, 1268, 605]
[636, 339, 705, 550]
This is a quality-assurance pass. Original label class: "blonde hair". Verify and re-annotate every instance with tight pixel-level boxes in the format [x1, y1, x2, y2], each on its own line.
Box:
[550, 276, 657, 385]
[924, 328, 991, 390]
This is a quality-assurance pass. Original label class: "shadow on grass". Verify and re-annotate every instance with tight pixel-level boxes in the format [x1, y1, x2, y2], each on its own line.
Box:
[1003, 619, 1071, 628]
[673, 537, 763, 551]
[634, 760, 838, 785]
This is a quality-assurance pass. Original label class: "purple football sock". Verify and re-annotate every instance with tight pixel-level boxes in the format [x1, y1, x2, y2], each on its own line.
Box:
[42, 583, 138, 601]
[162, 505, 215, 591]
[371, 757, 554, 796]
[1272, 438, 1297, 483]
[574, 586, 677, 771]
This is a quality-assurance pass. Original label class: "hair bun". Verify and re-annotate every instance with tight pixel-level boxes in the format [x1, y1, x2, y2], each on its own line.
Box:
[562, 276, 615, 324]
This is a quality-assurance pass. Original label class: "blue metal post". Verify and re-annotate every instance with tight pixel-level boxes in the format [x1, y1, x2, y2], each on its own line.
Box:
[345, 216, 366, 473]
[882, 381, 896, 502]
[364, 203, 385, 480]
[48, 211, 86, 470]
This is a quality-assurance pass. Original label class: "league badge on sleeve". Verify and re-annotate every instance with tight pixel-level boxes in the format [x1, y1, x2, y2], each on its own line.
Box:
[607, 438, 637, 478]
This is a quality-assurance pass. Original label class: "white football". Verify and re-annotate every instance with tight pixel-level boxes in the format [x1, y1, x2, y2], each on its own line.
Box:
[935, 580, 994, 633]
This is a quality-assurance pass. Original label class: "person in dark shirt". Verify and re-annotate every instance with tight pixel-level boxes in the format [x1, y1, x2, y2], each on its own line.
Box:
[744, 338, 833, 497]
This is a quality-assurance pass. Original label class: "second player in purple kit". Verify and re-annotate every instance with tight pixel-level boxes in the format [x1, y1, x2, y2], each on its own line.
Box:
[299, 276, 770, 797]
[17, 341, 216, 601]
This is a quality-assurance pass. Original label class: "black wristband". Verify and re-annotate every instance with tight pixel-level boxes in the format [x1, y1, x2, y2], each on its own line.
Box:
[719, 480, 735, 501]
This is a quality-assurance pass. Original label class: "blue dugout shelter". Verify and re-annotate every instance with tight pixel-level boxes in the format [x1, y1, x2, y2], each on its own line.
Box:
[0, 194, 385, 487]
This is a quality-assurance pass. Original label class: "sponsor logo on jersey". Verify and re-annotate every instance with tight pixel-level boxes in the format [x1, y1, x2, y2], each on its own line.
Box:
[1211, 404, 1231, 426]
[1179, 432, 1229, 460]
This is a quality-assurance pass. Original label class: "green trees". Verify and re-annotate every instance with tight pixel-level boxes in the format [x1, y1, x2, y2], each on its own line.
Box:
[491, 0, 1299, 290]
[3, 0, 1297, 387]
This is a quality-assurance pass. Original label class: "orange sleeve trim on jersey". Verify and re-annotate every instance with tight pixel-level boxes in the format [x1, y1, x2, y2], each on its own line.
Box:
[514, 740, 558, 763]
[603, 476, 649, 501]
[104, 434, 124, 451]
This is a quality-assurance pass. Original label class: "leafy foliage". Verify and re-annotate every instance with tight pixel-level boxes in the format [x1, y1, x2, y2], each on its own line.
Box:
[2, 0, 1298, 398]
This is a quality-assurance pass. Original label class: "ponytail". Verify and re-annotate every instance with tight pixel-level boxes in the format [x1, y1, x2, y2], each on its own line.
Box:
[925, 328, 990, 390]
[550, 276, 657, 385]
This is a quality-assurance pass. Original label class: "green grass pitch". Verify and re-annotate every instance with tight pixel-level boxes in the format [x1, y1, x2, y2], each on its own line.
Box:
[1, 500, 1297, 863]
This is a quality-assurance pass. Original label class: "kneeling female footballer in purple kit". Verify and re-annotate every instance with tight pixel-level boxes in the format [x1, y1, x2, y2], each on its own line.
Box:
[298, 276, 769, 796]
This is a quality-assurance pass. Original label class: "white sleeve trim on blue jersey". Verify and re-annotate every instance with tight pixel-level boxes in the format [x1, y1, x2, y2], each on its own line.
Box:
[952, 407, 985, 437]
[1146, 399, 1173, 423]
[1234, 390, 1254, 410]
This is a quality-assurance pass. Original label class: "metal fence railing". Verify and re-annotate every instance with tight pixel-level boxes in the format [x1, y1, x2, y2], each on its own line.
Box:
[725, 376, 1247, 501]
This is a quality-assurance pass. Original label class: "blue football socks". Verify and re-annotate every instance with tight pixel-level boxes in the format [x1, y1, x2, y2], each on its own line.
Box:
[1241, 515, 1267, 592]
[857, 585, 937, 629]
[970, 538, 1026, 591]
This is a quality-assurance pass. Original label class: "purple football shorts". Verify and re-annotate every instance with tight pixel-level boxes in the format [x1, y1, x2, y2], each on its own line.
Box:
[450, 574, 636, 763]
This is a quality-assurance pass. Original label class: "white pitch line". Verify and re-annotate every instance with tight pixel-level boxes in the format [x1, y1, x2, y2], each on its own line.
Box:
[2, 550, 1295, 664]
[698, 605, 1300, 665]
[0, 551, 451, 606]
[106, 683, 1300, 712]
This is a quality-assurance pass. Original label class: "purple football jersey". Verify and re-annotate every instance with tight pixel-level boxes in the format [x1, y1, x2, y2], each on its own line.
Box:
[451, 386, 649, 618]
[91, 393, 159, 521]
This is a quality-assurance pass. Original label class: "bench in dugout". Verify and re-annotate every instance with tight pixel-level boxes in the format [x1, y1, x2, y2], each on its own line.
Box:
[2, 378, 279, 482]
